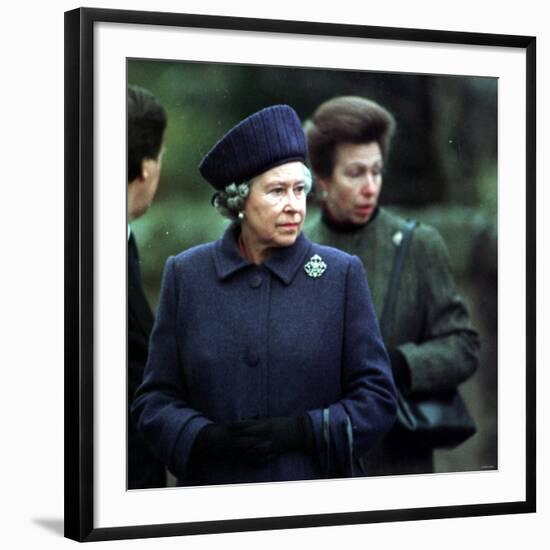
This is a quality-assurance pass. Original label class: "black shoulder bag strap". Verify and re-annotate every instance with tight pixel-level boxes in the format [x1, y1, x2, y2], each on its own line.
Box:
[380, 219, 418, 340]
[379, 219, 477, 450]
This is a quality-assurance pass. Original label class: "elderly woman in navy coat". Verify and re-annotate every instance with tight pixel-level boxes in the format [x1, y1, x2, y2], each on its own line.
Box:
[132, 105, 397, 486]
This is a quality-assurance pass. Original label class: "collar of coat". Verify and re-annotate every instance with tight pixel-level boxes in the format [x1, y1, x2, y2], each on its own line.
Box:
[213, 223, 314, 285]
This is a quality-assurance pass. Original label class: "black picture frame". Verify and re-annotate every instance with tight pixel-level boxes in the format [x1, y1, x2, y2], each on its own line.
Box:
[64, 7, 536, 542]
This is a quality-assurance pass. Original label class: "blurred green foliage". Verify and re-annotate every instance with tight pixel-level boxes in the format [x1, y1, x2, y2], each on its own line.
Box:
[129, 59, 497, 284]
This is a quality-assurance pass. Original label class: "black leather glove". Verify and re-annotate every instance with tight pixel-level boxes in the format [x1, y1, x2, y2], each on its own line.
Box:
[233, 416, 315, 457]
[190, 423, 270, 465]
[388, 347, 411, 391]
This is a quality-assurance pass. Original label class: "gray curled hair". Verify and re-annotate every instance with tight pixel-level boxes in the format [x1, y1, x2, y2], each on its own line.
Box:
[211, 163, 313, 221]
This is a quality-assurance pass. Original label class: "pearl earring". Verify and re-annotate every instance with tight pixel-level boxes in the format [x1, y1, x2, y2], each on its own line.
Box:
[238, 211, 244, 220]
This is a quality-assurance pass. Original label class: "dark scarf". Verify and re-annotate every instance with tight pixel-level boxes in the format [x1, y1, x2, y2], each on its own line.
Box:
[320, 203, 380, 233]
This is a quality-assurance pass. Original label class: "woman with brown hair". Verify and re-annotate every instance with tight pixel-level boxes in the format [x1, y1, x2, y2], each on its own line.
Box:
[305, 96, 480, 475]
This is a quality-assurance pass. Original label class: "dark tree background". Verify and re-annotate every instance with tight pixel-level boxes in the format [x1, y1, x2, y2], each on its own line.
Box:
[128, 59, 498, 476]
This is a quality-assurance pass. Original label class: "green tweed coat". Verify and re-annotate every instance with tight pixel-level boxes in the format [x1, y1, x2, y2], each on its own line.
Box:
[305, 207, 480, 475]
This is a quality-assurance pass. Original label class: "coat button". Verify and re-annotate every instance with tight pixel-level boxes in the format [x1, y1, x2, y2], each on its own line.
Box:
[247, 351, 260, 367]
[392, 231, 403, 246]
[250, 274, 263, 288]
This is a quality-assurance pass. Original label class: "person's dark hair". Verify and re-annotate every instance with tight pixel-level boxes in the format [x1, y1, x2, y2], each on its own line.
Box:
[304, 96, 396, 180]
[127, 85, 167, 183]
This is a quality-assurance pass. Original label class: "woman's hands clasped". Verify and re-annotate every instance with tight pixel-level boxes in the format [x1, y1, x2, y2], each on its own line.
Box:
[191, 416, 314, 466]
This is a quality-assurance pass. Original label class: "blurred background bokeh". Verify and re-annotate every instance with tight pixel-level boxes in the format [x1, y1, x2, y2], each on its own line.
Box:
[128, 59, 498, 476]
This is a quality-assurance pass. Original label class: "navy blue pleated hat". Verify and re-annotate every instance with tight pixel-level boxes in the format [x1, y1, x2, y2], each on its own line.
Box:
[199, 105, 307, 190]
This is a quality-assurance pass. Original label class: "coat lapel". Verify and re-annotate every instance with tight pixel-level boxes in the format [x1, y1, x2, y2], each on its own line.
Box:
[212, 223, 313, 285]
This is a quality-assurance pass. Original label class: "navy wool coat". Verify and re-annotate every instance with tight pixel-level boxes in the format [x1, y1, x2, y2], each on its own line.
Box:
[132, 224, 397, 485]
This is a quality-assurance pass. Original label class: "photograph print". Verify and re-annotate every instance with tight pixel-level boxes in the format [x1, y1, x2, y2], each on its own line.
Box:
[126, 59, 498, 490]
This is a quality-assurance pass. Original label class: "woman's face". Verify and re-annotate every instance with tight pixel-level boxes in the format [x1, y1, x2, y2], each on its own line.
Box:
[319, 141, 383, 225]
[242, 161, 307, 254]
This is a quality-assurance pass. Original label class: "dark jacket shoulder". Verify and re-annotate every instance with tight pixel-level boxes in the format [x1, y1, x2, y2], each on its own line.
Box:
[172, 241, 215, 266]
[378, 208, 449, 259]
